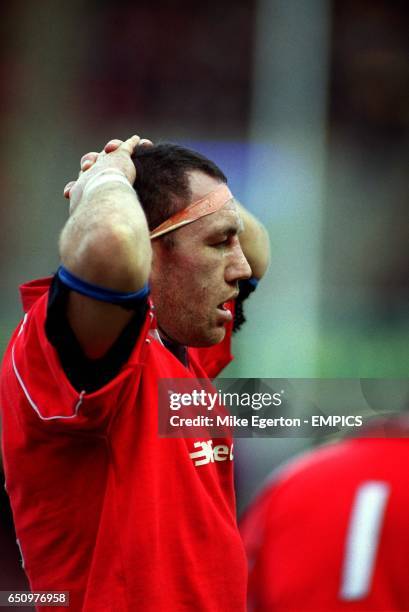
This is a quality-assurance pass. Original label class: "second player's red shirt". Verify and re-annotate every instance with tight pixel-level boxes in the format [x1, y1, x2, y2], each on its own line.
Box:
[241, 432, 409, 611]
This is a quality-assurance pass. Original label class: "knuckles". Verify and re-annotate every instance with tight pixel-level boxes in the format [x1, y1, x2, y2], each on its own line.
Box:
[65, 135, 147, 200]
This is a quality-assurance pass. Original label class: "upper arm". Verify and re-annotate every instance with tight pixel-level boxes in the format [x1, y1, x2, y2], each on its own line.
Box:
[66, 294, 136, 359]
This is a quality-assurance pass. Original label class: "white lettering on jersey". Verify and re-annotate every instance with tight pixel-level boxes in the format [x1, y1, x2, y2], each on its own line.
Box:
[340, 481, 390, 600]
[189, 440, 234, 467]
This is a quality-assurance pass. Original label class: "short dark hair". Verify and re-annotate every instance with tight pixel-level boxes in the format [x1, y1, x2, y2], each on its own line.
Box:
[132, 143, 227, 231]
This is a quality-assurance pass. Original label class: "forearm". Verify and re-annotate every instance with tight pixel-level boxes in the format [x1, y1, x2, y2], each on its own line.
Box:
[60, 180, 152, 292]
[236, 201, 270, 279]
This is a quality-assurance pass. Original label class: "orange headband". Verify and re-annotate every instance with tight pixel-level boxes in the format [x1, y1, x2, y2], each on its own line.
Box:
[150, 183, 233, 240]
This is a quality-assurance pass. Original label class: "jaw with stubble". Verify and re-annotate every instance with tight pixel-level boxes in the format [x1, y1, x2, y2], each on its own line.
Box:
[150, 275, 228, 347]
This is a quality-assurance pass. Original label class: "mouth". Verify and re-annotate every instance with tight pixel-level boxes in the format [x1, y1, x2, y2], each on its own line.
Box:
[215, 305, 232, 324]
[217, 295, 236, 311]
[216, 294, 238, 323]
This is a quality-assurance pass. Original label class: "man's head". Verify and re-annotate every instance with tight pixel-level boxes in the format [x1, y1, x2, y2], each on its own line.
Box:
[132, 143, 227, 232]
[133, 144, 252, 347]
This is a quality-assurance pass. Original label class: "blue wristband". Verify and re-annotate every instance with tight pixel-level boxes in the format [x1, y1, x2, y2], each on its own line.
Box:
[57, 266, 150, 307]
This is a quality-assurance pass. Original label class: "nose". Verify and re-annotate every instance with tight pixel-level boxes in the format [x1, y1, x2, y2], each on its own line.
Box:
[225, 239, 252, 283]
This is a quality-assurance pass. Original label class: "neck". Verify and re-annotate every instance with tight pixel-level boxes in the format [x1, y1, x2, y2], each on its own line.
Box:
[158, 328, 188, 366]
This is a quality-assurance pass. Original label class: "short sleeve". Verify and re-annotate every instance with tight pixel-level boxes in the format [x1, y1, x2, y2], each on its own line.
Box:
[6, 292, 152, 433]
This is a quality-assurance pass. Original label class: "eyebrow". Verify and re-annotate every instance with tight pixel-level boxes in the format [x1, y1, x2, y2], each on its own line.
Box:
[211, 214, 244, 235]
[208, 224, 243, 239]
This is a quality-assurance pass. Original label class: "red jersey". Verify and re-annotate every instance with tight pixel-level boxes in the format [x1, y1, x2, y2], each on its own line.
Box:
[0, 278, 247, 611]
[240, 432, 409, 611]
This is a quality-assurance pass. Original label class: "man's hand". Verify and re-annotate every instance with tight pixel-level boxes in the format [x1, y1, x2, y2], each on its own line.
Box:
[63, 136, 153, 214]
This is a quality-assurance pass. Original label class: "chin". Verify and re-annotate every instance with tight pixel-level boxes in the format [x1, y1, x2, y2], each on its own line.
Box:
[159, 316, 227, 348]
[186, 326, 226, 348]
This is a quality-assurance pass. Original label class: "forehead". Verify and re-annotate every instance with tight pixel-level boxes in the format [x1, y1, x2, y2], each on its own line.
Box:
[178, 199, 243, 242]
[201, 200, 242, 234]
[187, 169, 221, 195]
[171, 170, 242, 243]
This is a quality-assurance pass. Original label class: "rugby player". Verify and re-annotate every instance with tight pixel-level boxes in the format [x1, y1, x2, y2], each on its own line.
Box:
[241, 417, 409, 611]
[0, 135, 269, 611]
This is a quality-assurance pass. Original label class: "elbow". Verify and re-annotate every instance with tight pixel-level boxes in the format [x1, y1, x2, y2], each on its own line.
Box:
[250, 225, 271, 280]
[257, 226, 271, 278]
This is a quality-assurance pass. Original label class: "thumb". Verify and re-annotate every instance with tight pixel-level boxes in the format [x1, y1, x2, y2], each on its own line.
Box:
[120, 135, 142, 155]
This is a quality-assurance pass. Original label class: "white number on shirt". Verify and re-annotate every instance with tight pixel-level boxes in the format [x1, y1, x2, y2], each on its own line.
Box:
[339, 481, 390, 600]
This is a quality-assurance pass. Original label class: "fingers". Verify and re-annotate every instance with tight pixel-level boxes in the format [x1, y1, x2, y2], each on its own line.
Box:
[63, 181, 76, 199]
[102, 136, 154, 156]
[104, 139, 123, 153]
[120, 135, 154, 155]
[120, 134, 142, 154]
[64, 135, 153, 199]
[82, 136, 153, 165]
[80, 152, 98, 171]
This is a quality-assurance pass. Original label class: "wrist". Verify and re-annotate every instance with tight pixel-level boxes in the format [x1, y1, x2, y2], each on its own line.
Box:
[83, 168, 135, 199]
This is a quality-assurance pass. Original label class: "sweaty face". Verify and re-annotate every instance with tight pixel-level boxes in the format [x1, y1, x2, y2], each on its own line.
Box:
[150, 171, 252, 347]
